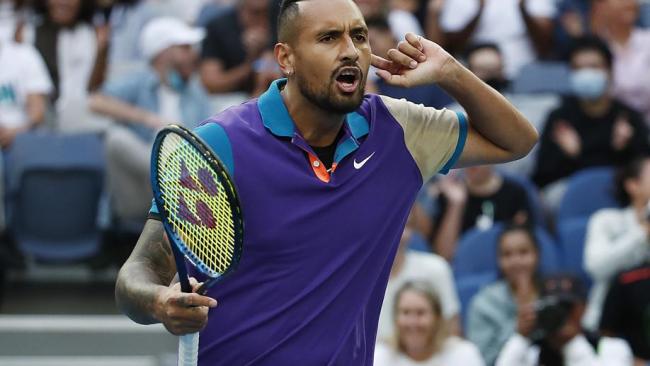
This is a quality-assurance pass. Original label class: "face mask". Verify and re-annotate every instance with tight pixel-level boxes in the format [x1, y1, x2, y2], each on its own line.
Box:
[166, 69, 187, 92]
[570, 68, 609, 100]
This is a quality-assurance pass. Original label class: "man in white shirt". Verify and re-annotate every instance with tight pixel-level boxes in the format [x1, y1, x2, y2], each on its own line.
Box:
[377, 227, 460, 343]
[495, 275, 633, 366]
[0, 40, 52, 148]
[440, 0, 556, 78]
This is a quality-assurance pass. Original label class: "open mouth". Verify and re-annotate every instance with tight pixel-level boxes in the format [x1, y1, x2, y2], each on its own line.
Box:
[335, 67, 361, 94]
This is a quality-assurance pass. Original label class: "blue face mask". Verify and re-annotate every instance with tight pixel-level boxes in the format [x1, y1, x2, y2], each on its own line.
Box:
[167, 69, 187, 92]
[569, 68, 609, 100]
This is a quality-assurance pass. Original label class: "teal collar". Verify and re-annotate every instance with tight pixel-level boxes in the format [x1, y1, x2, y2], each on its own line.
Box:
[257, 79, 369, 140]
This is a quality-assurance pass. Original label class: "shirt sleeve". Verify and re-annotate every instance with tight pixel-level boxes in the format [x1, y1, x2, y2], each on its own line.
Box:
[495, 334, 535, 366]
[525, 0, 557, 18]
[380, 95, 467, 182]
[562, 335, 633, 366]
[19, 44, 53, 94]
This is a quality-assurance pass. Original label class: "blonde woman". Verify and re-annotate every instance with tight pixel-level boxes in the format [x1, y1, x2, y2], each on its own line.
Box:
[375, 280, 484, 366]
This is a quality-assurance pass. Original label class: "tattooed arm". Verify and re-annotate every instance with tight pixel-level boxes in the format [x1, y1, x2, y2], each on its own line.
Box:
[115, 219, 217, 335]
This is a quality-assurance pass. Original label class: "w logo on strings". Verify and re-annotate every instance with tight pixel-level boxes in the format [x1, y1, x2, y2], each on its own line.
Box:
[176, 160, 220, 228]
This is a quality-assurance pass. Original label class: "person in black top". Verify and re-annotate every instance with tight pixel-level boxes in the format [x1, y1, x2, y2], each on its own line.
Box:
[600, 262, 650, 365]
[532, 36, 650, 190]
[418, 166, 531, 260]
[200, 0, 270, 94]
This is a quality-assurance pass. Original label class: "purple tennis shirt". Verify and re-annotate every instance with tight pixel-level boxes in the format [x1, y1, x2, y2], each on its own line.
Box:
[152, 79, 466, 365]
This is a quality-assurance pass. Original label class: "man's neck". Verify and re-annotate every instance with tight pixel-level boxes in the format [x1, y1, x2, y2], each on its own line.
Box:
[579, 96, 612, 118]
[281, 81, 345, 147]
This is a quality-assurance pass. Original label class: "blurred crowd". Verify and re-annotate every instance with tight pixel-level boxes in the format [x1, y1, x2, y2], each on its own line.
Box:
[1, 0, 650, 365]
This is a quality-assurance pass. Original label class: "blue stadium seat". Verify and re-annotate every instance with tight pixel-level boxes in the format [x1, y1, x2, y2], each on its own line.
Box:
[6, 131, 106, 262]
[557, 167, 619, 222]
[556, 217, 592, 289]
[407, 230, 431, 253]
[512, 62, 571, 94]
[452, 223, 560, 279]
[456, 272, 497, 329]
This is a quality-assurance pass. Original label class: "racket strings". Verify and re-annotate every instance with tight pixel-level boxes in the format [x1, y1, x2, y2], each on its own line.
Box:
[157, 134, 237, 275]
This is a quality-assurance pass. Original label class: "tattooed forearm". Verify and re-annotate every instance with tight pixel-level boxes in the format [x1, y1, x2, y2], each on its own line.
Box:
[115, 219, 177, 324]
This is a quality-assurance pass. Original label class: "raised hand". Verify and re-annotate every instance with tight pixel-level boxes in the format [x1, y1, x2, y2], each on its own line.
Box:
[371, 32, 456, 88]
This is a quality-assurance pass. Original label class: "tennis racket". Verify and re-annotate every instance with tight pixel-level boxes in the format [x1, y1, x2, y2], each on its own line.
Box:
[150, 124, 244, 366]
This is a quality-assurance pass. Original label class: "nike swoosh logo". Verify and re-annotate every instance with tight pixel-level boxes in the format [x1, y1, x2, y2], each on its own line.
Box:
[354, 152, 375, 170]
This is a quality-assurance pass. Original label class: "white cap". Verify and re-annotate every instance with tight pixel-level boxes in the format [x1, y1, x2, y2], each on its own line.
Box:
[140, 17, 205, 61]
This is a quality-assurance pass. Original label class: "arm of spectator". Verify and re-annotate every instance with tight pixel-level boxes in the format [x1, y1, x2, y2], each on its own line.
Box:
[430, 175, 466, 261]
[88, 93, 168, 130]
[495, 333, 534, 366]
[0, 93, 48, 148]
[584, 210, 649, 282]
[424, 0, 446, 48]
[531, 116, 579, 187]
[87, 24, 110, 92]
[443, 0, 485, 54]
[200, 59, 254, 94]
[518, 0, 553, 58]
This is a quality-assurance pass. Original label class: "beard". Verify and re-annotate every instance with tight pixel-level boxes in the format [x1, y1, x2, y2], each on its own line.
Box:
[295, 71, 365, 114]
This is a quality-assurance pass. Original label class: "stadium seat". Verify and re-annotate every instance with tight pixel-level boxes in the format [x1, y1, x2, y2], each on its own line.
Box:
[557, 167, 619, 222]
[456, 272, 497, 329]
[556, 217, 592, 289]
[511, 61, 571, 94]
[452, 223, 560, 279]
[6, 131, 106, 262]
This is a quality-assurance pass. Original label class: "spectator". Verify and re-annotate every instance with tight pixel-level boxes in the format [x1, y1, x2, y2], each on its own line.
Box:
[365, 16, 453, 108]
[386, 0, 424, 40]
[0, 0, 28, 42]
[200, 0, 270, 94]
[377, 227, 460, 344]
[532, 36, 650, 209]
[0, 38, 52, 149]
[446, 42, 559, 177]
[375, 280, 484, 366]
[22, 0, 109, 107]
[423, 167, 531, 261]
[440, 0, 556, 78]
[467, 223, 541, 365]
[495, 275, 633, 366]
[582, 155, 650, 331]
[89, 17, 212, 222]
[601, 262, 650, 365]
[592, 0, 650, 126]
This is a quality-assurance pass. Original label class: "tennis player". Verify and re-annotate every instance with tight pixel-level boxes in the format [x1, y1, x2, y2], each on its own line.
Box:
[115, 0, 538, 364]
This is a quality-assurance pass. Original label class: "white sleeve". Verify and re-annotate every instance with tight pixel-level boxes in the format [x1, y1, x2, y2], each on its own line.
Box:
[388, 10, 424, 40]
[525, 0, 557, 18]
[563, 335, 633, 366]
[373, 343, 394, 366]
[439, 0, 480, 32]
[495, 334, 535, 366]
[583, 210, 648, 282]
[433, 257, 461, 319]
[19, 44, 53, 95]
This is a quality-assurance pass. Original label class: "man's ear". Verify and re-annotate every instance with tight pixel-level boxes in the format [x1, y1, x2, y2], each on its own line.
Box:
[275, 43, 295, 77]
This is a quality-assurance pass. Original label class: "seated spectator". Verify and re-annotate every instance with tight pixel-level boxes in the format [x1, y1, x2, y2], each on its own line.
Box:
[200, 0, 270, 94]
[601, 262, 650, 365]
[532, 36, 650, 208]
[422, 167, 531, 261]
[467, 223, 541, 365]
[446, 42, 559, 177]
[21, 0, 108, 108]
[89, 17, 212, 222]
[440, 0, 556, 78]
[377, 227, 460, 344]
[553, 0, 591, 58]
[582, 155, 650, 331]
[495, 274, 633, 366]
[374, 280, 484, 366]
[365, 16, 453, 108]
[386, 0, 424, 40]
[0, 38, 52, 149]
[592, 0, 650, 126]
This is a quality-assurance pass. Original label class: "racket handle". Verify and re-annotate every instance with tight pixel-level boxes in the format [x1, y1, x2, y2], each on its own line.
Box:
[178, 332, 199, 366]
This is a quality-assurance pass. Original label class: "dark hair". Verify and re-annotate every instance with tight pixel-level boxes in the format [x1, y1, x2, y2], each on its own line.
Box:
[614, 155, 650, 206]
[566, 36, 613, 69]
[277, 0, 305, 43]
[496, 222, 541, 281]
[33, 0, 96, 25]
[365, 16, 391, 33]
[463, 42, 501, 63]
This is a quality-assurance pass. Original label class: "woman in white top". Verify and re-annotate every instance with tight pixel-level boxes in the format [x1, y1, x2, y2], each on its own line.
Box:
[374, 280, 485, 366]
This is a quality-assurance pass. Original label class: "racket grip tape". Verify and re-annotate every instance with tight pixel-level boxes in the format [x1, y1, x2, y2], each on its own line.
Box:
[178, 332, 199, 366]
